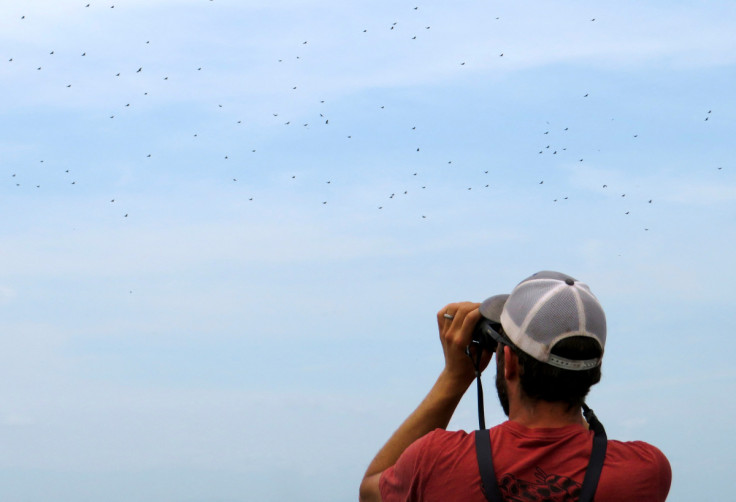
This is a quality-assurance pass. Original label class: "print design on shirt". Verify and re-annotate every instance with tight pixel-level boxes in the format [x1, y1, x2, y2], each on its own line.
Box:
[498, 466, 581, 501]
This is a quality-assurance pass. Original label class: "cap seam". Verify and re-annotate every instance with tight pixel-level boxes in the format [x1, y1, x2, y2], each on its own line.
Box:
[571, 286, 586, 333]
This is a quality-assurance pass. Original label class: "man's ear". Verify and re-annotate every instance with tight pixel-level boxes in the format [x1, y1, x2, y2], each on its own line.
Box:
[504, 346, 519, 380]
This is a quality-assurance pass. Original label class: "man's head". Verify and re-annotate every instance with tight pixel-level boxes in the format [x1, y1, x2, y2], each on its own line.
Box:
[479, 271, 605, 413]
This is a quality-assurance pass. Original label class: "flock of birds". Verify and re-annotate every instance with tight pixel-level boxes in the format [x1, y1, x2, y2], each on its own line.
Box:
[3, 2, 724, 229]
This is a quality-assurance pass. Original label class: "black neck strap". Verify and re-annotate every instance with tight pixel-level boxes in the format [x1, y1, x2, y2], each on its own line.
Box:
[468, 342, 487, 430]
[475, 404, 607, 502]
[580, 403, 607, 501]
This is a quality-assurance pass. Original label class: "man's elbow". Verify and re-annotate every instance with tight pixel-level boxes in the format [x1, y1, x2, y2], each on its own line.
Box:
[359, 472, 382, 502]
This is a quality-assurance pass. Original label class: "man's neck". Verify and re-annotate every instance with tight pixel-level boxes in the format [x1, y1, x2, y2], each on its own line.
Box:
[508, 399, 586, 429]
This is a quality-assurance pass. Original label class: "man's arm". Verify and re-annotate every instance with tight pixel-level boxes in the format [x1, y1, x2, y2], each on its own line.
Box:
[359, 302, 490, 502]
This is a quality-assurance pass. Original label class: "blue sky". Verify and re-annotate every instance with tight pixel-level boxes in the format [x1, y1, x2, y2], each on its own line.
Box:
[1, 1, 735, 500]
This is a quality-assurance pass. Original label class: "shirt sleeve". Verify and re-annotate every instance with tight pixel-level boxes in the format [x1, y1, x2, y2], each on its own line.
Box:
[649, 443, 672, 501]
[609, 440, 672, 502]
[379, 431, 438, 502]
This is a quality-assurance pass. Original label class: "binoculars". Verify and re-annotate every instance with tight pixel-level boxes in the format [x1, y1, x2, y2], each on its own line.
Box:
[471, 318, 502, 353]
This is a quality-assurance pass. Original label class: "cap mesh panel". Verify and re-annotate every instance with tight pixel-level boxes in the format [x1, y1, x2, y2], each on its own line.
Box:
[528, 288, 583, 345]
[580, 288, 606, 345]
[508, 280, 561, 327]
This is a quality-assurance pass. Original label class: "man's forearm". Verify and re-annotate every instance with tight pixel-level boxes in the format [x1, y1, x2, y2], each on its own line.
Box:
[363, 369, 472, 477]
[360, 302, 483, 502]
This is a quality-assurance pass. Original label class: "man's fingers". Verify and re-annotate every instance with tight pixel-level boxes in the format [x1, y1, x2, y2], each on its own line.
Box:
[439, 302, 480, 346]
[438, 302, 465, 331]
[461, 308, 481, 331]
[438, 302, 467, 325]
[437, 304, 455, 330]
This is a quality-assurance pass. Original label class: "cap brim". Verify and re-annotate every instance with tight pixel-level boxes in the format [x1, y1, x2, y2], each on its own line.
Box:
[479, 294, 509, 323]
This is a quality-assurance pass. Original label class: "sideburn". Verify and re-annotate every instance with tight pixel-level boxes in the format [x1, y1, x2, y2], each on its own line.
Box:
[495, 346, 510, 417]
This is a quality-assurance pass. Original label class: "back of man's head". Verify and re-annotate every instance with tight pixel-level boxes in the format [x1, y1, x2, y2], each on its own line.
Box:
[514, 335, 602, 409]
[480, 271, 606, 409]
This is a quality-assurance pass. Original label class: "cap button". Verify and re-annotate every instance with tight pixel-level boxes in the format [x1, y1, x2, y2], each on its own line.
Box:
[565, 278, 574, 285]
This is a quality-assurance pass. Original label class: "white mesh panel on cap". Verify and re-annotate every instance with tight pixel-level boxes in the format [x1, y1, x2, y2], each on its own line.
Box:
[530, 287, 585, 342]
[501, 278, 567, 361]
[577, 284, 607, 347]
[499, 272, 606, 364]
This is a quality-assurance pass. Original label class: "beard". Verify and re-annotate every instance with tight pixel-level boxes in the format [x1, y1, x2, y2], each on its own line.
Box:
[495, 350, 510, 417]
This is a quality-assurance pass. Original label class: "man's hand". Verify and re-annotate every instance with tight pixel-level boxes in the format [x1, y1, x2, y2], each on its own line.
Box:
[436, 301, 490, 386]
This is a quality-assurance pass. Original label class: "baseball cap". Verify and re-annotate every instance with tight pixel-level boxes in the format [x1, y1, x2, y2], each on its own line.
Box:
[479, 271, 606, 371]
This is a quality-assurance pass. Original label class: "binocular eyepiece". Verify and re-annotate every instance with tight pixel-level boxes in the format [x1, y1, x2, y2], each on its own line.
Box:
[471, 318, 502, 354]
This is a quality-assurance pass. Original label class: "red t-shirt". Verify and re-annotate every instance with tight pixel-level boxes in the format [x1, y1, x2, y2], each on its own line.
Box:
[380, 421, 671, 501]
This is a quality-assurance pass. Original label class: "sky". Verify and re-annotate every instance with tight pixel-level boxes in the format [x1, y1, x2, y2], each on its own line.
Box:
[0, 0, 735, 500]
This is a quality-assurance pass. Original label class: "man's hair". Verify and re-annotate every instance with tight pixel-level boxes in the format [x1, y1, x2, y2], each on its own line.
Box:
[513, 336, 602, 410]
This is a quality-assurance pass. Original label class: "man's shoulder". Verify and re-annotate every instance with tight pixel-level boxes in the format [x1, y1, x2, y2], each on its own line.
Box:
[606, 438, 671, 478]
[414, 425, 514, 460]
[606, 438, 669, 464]
[600, 439, 672, 500]
[416, 427, 475, 450]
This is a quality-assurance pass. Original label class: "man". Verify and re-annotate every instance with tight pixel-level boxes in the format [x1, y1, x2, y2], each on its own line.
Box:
[360, 271, 671, 501]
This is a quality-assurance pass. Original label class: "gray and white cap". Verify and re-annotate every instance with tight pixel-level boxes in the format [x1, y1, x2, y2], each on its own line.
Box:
[479, 271, 606, 371]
